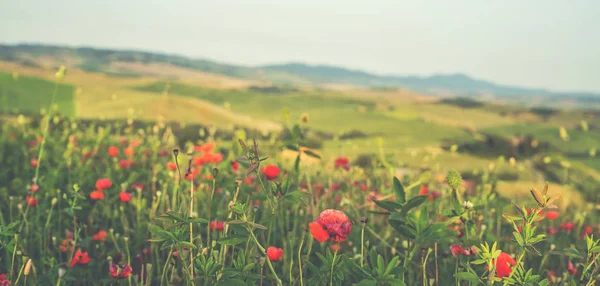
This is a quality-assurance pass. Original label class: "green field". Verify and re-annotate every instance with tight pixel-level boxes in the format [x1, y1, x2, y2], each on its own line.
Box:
[0, 72, 75, 116]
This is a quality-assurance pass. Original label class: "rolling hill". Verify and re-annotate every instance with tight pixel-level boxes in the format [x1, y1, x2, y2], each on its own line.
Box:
[2, 43, 599, 108]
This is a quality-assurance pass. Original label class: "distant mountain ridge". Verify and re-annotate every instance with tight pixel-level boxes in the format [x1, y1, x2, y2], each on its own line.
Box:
[1, 43, 599, 103]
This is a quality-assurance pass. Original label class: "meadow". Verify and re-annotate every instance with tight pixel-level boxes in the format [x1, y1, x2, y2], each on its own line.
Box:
[1, 56, 600, 285]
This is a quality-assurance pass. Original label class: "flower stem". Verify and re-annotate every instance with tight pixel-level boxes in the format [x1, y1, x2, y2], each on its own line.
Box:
[330, 249, 338, 286]
[189, 178, 195, 279]
[361, 223, 365, 267]
[248, 227, 282, 286]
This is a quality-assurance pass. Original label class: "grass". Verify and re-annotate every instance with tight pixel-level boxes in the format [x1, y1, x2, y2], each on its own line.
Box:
[0, 72, 75, 116]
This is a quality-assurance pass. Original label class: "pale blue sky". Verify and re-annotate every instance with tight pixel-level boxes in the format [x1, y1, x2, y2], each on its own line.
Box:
[1, 0, 599, 92]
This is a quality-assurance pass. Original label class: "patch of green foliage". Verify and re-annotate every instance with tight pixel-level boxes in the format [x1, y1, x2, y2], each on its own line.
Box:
[0, 72, 75, 117]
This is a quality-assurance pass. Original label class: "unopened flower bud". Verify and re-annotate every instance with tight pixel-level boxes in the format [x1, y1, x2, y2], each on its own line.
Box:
[24, 259, 33, 276]
[446, 170, 463, 190]
[212, 168, 219, 178]
[51, 198, 58, 206]
[58, 265, 67, 278]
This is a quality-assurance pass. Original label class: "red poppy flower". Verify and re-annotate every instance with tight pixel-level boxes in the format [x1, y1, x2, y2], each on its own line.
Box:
[0, 273, 10, 286]
[110, 263, 132, 279]
[261, 165, 280, 180]
[420, 185, 429, 196]
[492, 252, 516, 278]
[244, 176, 256, 186]
[59, 239, 74, 253]
[545, 210, 559, 221]
[69, 249, 91, 267]
[548, 226, 558, 236]
[120, 139, 128, 146]
[119, 191, 133, 203]
[210, 221, 224, 231]
[330, 244, 341, 253]
[231, 160, 239, 172]
[360, 184, 368, 191]
[131, 183, 144, 191]
[90, 190, 105, 200]
[185, 168, 199, 180]
[167, 162, 177, 171]
[266, 246, 284, 261]
[584, 226, 593, 236]
[450, 244, 471, 257]
[430, 190, 442, 200]
[29, 184, 39, 193]
[330, 183, 340, 191]
[309, 209, 353, 243]
[158, 150, 169, 157]
[108, 146, 119, 157]
[93, 230, 108, 241]
[25, 196, 37, 207]
[195, 142, 216, 153]
[30, 158, 38, 167]
[95, 178, 112, 191]
[124, 147, 134, 157]
[560, 222, 575, 232]
[567, 261, 577, 275]
[335, 157, 350, 170]
[118, 159, 133, 169]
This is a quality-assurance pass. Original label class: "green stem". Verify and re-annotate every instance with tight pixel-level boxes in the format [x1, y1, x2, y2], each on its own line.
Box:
[361, 223, 365, 267]
[298, 234, 305, 286]
[189, 178, 195, 279]
[9, 236, 18, 280]
[330, 249, 338, 286]
[249, 228, 282, 286]
[160, 251, 172, 286]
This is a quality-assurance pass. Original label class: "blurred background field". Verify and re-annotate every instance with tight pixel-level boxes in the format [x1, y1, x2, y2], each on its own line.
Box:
[1, 44, 599, 208]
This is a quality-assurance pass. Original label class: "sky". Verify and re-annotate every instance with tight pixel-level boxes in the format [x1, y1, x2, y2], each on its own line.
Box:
[2, 0, 599, 93]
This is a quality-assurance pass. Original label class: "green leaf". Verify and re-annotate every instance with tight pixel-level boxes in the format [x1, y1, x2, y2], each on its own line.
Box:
[563, 248, 584, 259]
[454, 272, 479, 282]
[389, 279, 406, 286]
[216, 279, 247, 286]
[242, 263, 256, 272]
[590, 246, 600, 253]
[513, 231, 524, 246]
[294, 154, 301, 172]
[148, 225, 177, 241]
[218, 235, 248, 246]
[390, 221, 417, 239]
[179, 241, 197, 249]
[164, 211, 185, 222]
[236, 158, 251, 168]
[372, 199, 403, 212]
[286, 144, 299, 151]
[470, 259, 487, 265]
[303, 149, 321, 159]
[283, 191, 309, 204]
[400, 195, 428, 216]
[356, 279, 378, 286]
[393, 177, 406, 204]
[452, 189, 463, 215]
[188, 218, 209, 224]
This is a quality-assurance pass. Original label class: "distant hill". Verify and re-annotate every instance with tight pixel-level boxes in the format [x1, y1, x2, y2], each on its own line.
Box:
[261, 63, 600, 101]
[1, 43, 599, 107]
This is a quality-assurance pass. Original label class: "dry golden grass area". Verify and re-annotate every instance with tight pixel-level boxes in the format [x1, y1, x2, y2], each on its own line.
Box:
[1, 61, 283, 131]
[108, 61, 261, 89]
